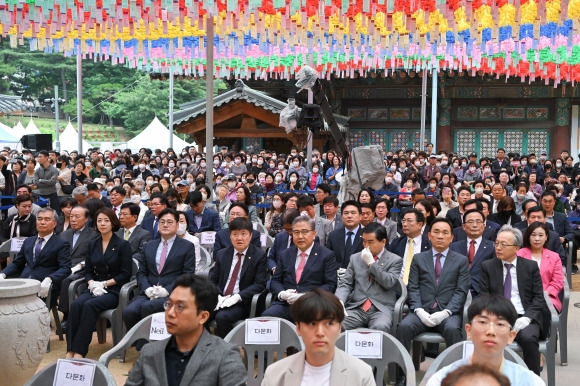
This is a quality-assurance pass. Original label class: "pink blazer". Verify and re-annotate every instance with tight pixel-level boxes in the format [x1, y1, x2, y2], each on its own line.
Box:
[518, 248, 564, 312]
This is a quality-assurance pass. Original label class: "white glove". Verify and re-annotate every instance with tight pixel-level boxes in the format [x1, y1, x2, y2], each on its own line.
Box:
[38, 277, 52, 298]
[415, 308, 436, 327]
[430, 310, 450, 326]
[215, 295, 231, 310]
[287, 293, 303, 304]
[300, 210, 309, 217]
[145, 287, 156, 299]
[513, 317, 532, 333]
[337, 268, 346, 280]
[92, 287, 108, 297]
[0, 273, 5, 280]
[153, 286, 170, 299]
[221, 294, 242, 308]
[340, 300, 349, 317]
[360, 247, 374, 266]
[278, 289, 297, 302]
[70, 264, 83, 274]
[88, 281, 104, 293]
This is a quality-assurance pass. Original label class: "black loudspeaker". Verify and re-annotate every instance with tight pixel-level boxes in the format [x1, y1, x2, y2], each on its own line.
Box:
[22, 134, 52, 151]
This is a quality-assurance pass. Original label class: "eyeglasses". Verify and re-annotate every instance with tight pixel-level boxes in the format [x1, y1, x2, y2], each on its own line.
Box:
[401, 219, 416, 224]
[163, 301, 186, 313]
[493, 242, 518, 249]
[465, 220, 484, 225]
[471, 318, 511, 334]
[119, 212, 133, 217]
[292, 230, 313, 236]
[158, 220, 176, 226]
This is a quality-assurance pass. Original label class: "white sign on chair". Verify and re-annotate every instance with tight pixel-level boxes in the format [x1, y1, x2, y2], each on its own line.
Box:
[53, 359, 96, 386]
[200, 232, 216, 244]
[245, 319, 280, 345]
[345, 330, 383, 359]
[149, 313, 171, 341]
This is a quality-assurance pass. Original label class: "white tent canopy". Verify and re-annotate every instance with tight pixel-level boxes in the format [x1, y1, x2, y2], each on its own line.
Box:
[12, 121, 26, 138]
[56, 122, 91, 153]
[24, 118, 41, 135]
[127, 116, 191, 152]
[0, 121, 15, 137]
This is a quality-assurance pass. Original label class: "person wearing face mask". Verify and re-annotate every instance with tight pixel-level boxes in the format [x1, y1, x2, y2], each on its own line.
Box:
[251, 156, 267, 174]
[267, 159, 277, 174]
[424, 177, 441, 200]
[265, 192, 285, 236]
[195, 184, 217, 212]
[175, 211, 202, 273]
[471, 180, 491, 201]
[88, 158, 108, 180]
[273, 171, 286, 190]
[132, 159, 153, 180]
[422, 155, 442, 187]
[488, 196, 523, 227]
[245, 171, 263, 196]
[398, 178, 415, 206]
[449, 159, 464, 182]
[305, 164, 323, 193]
[288, 156, 307, 180]
[55, 155, 72, 197]
[511, 182, 534, 216]
[225, 173, 241, 201]
[287, 171, 305, 191]
[523, 154, 545, 183]
[463, 161, 481, 185]
[381, 171, 400, 195]
[230, 153, 247, 177]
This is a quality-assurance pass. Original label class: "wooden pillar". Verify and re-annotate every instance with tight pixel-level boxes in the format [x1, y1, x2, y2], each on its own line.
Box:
[553, 98, 572, 158]
[437, 98, 452, 152]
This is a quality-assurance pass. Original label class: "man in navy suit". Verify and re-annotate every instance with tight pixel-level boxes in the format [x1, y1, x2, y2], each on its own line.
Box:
[188, 191, 221, 234]
[452, 199, 499, 242]
[450, 209, 496, 298]
[326, 200, 364, 269]
[388, 209, 431, 285]
[262, 215, 337, 322]
[0, 208, 72, 299]
[267, 209, 300, 274]
[140, 193, 169, 240]
[210, 217, 268, 337]
[541, 190, 574, 244]
[123, 208, 196, 339]
[116, 203, 152, 264]
[395, 218, 469, 385]
[214, 203, 261, 255]
[445, 186, 472, 229]
[491, 148, 510, 179]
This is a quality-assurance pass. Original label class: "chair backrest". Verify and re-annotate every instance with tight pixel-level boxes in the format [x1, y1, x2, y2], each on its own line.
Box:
[25, 358, 116, 386]
[224, 317, 303, 386]
[199, 231, 215, 253]
[199, 246, 212, 268]
[421, 341, 528, 384]
[99, 313, 157, 366]
[253, 222, 268, 235]
[335, 329, 416, 386]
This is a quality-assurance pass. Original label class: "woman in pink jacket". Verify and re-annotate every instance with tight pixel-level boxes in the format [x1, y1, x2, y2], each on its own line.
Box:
[519, 222, 565, 312]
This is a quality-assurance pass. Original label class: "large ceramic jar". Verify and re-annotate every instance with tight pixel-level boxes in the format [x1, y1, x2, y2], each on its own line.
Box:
[0, 279, 50, 385]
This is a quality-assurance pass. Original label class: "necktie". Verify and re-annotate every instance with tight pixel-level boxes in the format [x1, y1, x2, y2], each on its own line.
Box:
[296, 252, 307, 283]
[158, 240, 168, 273]
[434, 253, 442, 284]
[468, 240, 476, 266]
[34, 237, 44, 262]
[403, 238, 415, 285]
[72, 231, 80, 248]
[362, 256, 380, 312]
[224, 252, 243, 296]
[124, 229, 130, 240]
[345, 231, 353, 263]
[153, 218, 159, 238]
[504, 263, 513, 299]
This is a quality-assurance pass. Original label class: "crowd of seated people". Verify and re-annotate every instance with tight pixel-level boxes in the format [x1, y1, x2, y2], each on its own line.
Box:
[0, 143, 573, 385]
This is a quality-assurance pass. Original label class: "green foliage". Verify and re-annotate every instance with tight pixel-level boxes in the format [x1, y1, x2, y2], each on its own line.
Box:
[62, 98, 99, 120]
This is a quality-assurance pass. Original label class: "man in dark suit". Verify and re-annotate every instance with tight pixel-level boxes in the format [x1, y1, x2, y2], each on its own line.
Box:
[326, 200, 364, 269]
[0, 208, 72, 299]
[58, 205, 98, 328]
[210, 217, 268, 337]
[452, 200, 499, 242]
[125, 274, 247, 386]
[541, 190, 574, 244]
[87, 183, 112, 208]
[116, 202, 152, 264]
[388, 209, 431, 285]
[214, 203, 261, 255]
[516, 205, 567, 266]
[267, 209, 300, 274]
[262, 215, 337, 322]
[297, 195, 333, 247]
[395, 218, 469, 370]
[480, 225, 547, 375]
[335, 223, 403, 331]
[188, 190, 221, 234]
[123, 208, 196, 342]
[140, 193, 168, 239]
[491, 148, 510, 179]
[450, 209, 496, 298]
[445, 186, 472, 229]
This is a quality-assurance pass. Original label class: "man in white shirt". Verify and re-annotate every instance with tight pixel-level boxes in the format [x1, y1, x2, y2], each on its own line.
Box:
[426, 294, 544, 386]
[262, 289, 374, 386]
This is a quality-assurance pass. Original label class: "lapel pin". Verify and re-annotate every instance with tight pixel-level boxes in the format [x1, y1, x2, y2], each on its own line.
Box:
[248, 256, 251, 260]
[314, 253, 318, 256]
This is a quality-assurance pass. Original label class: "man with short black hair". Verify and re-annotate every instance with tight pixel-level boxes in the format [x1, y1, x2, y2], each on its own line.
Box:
[321, 195, 341, 230]
[540, 190, 574, 244]
[187, 190, 221, 234]
[7, 185, 42, 217]
[314, 183, 332, 216]
[297, 195, 332, 246]
[210, 217, 267, 337]
[116, 202, 152, 263]
[326, 200, 364, 269]
[34, 150, 61, 214]
[140, 193, 169, 239]
[213, 203, 261, 255]
[262, 289, 374, 385]
[125, 274, 247, 386]
[109, 186, 126, 218]
[446, 186, 472, 229]
[426, 294, 544, 386]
